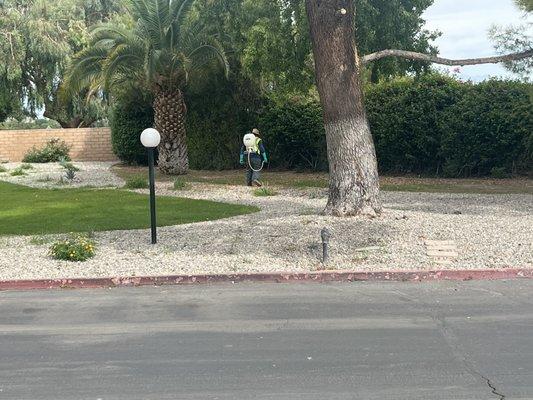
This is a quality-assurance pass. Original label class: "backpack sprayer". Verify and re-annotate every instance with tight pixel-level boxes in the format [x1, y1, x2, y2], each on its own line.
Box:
[243, 133, 264, 172]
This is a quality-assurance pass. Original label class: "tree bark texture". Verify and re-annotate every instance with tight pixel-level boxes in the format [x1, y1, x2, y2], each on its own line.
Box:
[305, 0, 381, 216]
[153, 88, 189, 175]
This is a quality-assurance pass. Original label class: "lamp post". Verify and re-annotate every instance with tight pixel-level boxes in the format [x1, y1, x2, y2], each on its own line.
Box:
[140, 128, 161, 244]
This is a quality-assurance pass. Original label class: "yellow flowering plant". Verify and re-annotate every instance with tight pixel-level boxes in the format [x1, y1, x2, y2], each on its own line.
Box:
[50, 233, 96, 262]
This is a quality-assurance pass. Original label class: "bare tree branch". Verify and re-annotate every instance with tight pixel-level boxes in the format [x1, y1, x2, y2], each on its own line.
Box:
[361, 49, 533, 66]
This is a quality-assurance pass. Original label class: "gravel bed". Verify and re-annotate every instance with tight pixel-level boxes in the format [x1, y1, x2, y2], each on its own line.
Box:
[0, 162, 123, 188]
[0, 163, 531, 280]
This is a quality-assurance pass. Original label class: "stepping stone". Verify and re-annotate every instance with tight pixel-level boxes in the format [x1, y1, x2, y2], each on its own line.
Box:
[425, 240, 459, 265]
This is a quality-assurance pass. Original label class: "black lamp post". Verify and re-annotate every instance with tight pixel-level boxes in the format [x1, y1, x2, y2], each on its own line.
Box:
[140, 128, 161, 244]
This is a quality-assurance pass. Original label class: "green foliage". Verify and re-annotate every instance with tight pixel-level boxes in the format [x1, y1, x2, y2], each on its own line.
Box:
[365, 74, 464, 174]
[125, 175, 149, 189]
[66, 0, 228, 97]
[0, 180, 259, 236]
[64, 168, 77, 181]
[117, 75, 532, 177]
[258, 99, 327, 171]
[368, 76, 532, 176]
[355, 0, 440, 82]
[440, 80, 533, 177]
[192, 0, 437, 94]
[515, 0, 533, 12]
[0, 0, 120, 126]
[489, 24, 532, 78]
[22, 139, 71, 163]
[173, 178, 188, 190]
[0, 118, 61, 130]
[10, 167, 26, 176]
[20, 163, 34, 170]
[490, 0, 532, 78]
[30, 235, 56, 245]
[110, 89, 154, 165]
[50, 233, 96, 262]
[0, 166, 7, 173]
[60, 159, 80, 172]
[360, 76, 532, 176]
[490, 167, 510, 179]
[253, 186, 277, 196]
[186, 71, 261, 170]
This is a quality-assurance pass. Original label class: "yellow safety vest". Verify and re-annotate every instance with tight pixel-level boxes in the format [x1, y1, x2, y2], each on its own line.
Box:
[250, 137, 262, 154]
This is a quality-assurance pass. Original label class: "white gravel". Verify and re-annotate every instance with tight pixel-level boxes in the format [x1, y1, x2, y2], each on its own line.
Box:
[0, 162, 123, 188]
[0, 163, 531, 280]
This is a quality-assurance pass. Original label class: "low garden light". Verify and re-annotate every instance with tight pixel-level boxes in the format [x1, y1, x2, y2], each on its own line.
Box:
[140, 128, 161, 244]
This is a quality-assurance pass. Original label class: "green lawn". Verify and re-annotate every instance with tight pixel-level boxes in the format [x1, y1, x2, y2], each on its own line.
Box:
[0, 181, 258, 236]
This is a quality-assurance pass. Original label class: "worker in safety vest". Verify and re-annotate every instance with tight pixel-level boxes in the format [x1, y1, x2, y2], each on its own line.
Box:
[240, 128, 268, 187]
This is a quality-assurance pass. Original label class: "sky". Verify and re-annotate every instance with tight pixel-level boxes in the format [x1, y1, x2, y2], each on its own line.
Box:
[423, 0, 532, 81]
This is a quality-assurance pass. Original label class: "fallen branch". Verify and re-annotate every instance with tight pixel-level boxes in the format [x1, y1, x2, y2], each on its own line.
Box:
[361, 49, 533, 66]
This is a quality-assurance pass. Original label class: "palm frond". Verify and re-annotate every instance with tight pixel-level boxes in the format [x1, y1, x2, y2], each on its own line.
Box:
[103, 44, 144, 91]
[169, 0, 194, 44]
[63, 45, 111, 98]
[64, 0, 229, 97]
[185, 32, 230, 77]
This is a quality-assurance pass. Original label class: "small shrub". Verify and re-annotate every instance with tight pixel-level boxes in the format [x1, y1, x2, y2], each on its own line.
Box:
[60, 159, 79, 181]
[173, 178, 188, 190]
[59, 158, 80, 172]
[65, 168, 76, 181]
[253, 186, 277, 197]
[125, 175, 149, 189]
[50, 234, 96, 262]
[110, 88, 154, 165]
[490, 167, 510, 179]
[20, 163, 34, 170]
[30, 235, 56, 245]
[0, 166, 7, 173]
[37, 175, 53, 182]
[10, 167, 26, 176]
[23, 138, 71, 163]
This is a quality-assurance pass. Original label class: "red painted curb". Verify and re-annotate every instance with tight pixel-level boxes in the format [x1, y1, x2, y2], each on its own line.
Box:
[0, 268, 531, 291]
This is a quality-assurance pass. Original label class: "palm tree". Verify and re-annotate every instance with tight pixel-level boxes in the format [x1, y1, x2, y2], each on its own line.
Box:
[65, 0, 229, 174]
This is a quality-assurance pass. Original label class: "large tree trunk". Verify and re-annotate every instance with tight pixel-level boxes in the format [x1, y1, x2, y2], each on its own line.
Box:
[305, 0, 381, 216]
[153, 88, 189, 175]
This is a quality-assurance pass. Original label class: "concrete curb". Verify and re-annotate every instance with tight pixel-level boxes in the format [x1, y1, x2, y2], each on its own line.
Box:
[0, 268, 531, 291]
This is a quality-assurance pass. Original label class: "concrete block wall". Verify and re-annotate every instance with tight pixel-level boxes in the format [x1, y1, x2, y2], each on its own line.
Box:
[0, 128, 118, 162]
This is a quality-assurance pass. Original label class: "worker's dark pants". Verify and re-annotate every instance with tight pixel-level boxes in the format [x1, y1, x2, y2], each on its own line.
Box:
[246, 153, 263, 186]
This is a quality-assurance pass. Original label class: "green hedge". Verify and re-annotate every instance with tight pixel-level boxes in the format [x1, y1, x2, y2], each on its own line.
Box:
[110, 89, 154, 165]
[259, 100, 327, 171]
[110, 75, 532, 177]
[186, 73, 261, 170]
[365, 75, 464, 174]
[366, 76, 532, 177]
[440, 80, 532, 177]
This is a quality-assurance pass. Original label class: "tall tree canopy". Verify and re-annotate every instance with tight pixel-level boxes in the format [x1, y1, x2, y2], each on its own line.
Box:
[355, 0, 439, 82]
[489, 0, 533, 77]
[192, 0, 438, 96]
[66, 0, 229, 174]
[516, 0, 533, 12]
[0, 0, 122, 127]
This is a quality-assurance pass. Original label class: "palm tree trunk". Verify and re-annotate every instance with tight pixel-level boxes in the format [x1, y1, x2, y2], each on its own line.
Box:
[153, 88, 189, 175]
[305, 0, 381, 216]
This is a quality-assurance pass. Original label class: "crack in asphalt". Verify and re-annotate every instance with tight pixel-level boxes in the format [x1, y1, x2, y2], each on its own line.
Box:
[485, 376, 506, 400]
[434, 313, 507, 400]
[392, 288, 507, 400]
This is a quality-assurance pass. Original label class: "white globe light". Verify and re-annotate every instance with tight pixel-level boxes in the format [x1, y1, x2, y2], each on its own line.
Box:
[140, 128, 161, 148]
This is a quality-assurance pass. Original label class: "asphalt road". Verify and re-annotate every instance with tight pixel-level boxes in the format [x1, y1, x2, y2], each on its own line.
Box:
[0, 280, 532, 400]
